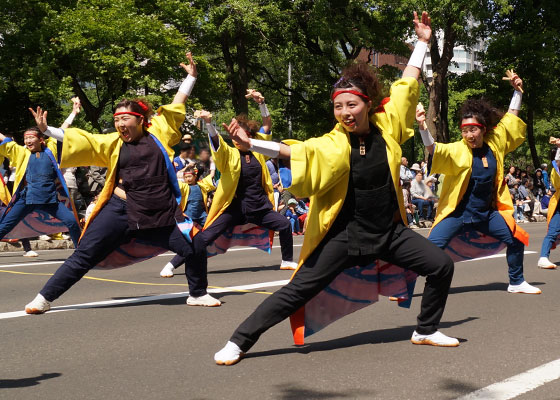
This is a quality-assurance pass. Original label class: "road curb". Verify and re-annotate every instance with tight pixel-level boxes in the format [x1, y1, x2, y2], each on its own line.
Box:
[0, 240, 74, 252]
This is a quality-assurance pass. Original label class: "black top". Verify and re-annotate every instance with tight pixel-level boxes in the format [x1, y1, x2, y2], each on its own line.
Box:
[229, 150, 271, 215]
[118, 134, 182, 230]
[329, 124, 399, 255]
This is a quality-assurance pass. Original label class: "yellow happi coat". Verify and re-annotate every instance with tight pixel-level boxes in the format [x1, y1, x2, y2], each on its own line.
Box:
[430, 113, 529, 245]
[203, 132, 274, 230]
[60, 104, 186, 236]
[286, 77, 419, 270]
[0, 137, 59, 196]
[546, 165, 560, 226]
[178, 174, 216, 213]
[0, 158, 11, 206]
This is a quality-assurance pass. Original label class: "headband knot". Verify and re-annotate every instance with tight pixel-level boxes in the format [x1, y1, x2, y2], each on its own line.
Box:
[137, 101, 149, 112]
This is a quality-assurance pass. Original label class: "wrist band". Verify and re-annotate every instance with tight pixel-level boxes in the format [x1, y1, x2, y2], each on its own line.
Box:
[207, 123, 218, 138]
[509, 90, 522, 110]
[407, 40, 428, 69]
[45, 126, 65, 142]
[419, 128, 434, 146]
[259, 102, 270, 118]
[64, 111, 77, 126]
[178, 75, 197, 96]
[249, 138, 280, 158]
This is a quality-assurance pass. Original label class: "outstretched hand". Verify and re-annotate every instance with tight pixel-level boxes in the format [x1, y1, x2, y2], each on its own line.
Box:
[245, 89, 265, 104]
[179, 51, 197, 78]
[194, 109, 213, 124]
[222, 118, 251, 149]
[413, 11, 431, 43]
[29, 106, 48, 133]
[416, 102, 427, 130]
[503, 69, 523, 93]
[71, 96, 81, 114]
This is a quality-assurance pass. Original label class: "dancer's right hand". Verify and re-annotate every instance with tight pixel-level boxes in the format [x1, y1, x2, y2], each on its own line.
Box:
[29, 106, 48, 133]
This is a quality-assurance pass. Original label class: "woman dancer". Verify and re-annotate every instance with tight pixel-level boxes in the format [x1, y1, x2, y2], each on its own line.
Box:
[0, 101, 82, 247]
[214, 11, 458, 366]
[25, 52, 221, 313]
[423, 71, 540, 294]
[190, 108, 298, 272]
[537, 140, 560, 269]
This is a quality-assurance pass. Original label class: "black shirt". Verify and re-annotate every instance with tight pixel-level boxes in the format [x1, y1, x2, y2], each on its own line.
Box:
[329, 125, 399, 255]
[230, 150, 271, 215]
[118, 134, 182, 229]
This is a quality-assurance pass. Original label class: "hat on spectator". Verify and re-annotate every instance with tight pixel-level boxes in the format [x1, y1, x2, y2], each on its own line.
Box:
[182, 134, 193, 141]
[541, 163, 548, 169]
[287, 198, 298, 206]
[410, 163, 422, 172]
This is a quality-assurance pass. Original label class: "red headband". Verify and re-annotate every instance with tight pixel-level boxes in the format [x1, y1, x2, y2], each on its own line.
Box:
[460, 122, 485, 129]
[113, 111, 144, 118]
[332, 90, 371, 102]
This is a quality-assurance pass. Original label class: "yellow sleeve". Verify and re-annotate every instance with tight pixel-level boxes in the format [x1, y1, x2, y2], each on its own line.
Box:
[60, 129, 121, 168]
[148, 103, 187, 157]
[488, 113, 526, 155]
[431, 142, 469, 176]
[198, 174, 216, 195]
[288, 131, 350, 198]
[372, 77, 419, 145]
[0, 140, 26, 167]
[209, 134, 237, 174]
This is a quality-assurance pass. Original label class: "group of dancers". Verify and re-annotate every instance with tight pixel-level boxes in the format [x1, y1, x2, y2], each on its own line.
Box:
[1, 11, 558, 367]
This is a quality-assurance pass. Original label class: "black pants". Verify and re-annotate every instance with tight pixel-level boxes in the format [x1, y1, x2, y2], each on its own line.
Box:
[40, 195, 206, 301]
[230, 224, 454, 352]
[192, 207, 293, 269]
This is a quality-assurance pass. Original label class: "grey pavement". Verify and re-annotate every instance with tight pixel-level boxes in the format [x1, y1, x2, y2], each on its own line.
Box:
[1, 223, 559, 399]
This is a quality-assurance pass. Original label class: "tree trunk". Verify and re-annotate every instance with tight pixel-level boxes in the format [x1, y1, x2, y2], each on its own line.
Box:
[70, 77, 103, 132]
[220, 31, 249, 116]
[526, 107, 539, 167]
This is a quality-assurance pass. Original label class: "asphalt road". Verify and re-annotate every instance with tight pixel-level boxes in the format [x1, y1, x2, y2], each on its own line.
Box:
[1, 223, 559, 400]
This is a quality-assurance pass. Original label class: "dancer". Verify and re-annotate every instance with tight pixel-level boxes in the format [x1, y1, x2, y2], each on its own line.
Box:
[24, 52, 221, 313]
[214, 11, 459, 366]
[537, 140, 560, 269]
[160, 164, 216, 277]
[423, 71, 540, 294]
[191, 103, 298, 271]
[0, 101, 82, 247]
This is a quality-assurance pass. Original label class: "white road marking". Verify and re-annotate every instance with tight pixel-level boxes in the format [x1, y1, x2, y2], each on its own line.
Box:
[461, 251, 536, 262]
[456, 358, 560, 399]
[0, 279, 290, 320]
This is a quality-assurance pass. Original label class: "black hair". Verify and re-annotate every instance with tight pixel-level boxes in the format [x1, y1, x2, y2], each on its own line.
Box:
[459, 99, 504, 131]
[332, 62, 383, 113]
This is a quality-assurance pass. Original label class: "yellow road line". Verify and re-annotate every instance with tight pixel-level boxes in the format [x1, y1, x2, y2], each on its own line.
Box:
[0, 269, 273, 294]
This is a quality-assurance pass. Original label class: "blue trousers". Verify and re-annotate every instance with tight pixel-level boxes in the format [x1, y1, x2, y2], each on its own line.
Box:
[540, 209, 560, 258]
[39, 196, 206, 301]
[429, 210, 525, 285]
[412, 198, 433, 219]
[0, 195, 81, 246]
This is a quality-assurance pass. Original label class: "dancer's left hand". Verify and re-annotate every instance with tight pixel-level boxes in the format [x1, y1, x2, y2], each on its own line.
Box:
[223, 118, 251, 148]
[413, 11, 431, 43]
[29, 106, 48, 133]
[180, 51, 197, 78]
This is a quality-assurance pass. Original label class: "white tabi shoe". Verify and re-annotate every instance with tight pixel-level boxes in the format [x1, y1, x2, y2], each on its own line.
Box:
[186, 294, 221, 307]
[25, 294, 51, 314]
[160, 262, 175, 278]
[410, 330, 459, 347]
[537, 257, 557, 269]
[507, 281, 542, 294]
[214, 341, 244, 366]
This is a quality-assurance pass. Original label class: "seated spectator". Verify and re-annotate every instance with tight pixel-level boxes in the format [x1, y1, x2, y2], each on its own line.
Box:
[402, 181, 417, 228]
[285, 198, 301, 234]
[410, 171, 436, 221]
[541, 188, 553, 216]
[400, 157, 414, 183]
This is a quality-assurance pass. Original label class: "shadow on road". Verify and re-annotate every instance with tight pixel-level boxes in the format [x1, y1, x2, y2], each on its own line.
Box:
[207, 264, 285, 274]
[275, 384, 373, 399]
[245, 317, 476, 361]
[0, 372, 62, 389]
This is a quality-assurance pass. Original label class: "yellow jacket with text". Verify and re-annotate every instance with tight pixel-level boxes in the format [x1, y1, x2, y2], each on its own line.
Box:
[286, 77, 419, 270]
[59, 103, 186, 235]
[430, 113, 529, 245]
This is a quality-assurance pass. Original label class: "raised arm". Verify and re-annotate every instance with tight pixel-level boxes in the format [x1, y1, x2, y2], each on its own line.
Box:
[246, 89, 271, 134]
[504, 70, 524, 117]
[29, 106, 64, 142]
[222, 118, 291, 159]
[416, 102, 435, 155]
[402, 11, 431, 80]
[172, 51, 197, 104]
[60, 97, 81, 129]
